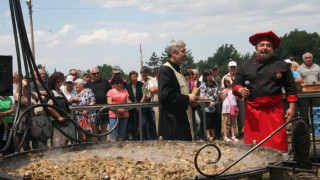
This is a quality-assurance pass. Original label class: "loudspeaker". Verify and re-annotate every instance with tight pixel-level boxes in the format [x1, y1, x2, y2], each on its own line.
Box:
[0, 56, 13, 96]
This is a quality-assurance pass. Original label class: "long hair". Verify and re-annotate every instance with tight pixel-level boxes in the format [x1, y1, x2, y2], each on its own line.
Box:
[202, 69, 212, 83]
[47, 73, 64, 90]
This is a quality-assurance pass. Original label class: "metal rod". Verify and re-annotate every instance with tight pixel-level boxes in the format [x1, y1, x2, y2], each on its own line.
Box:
[214, 117, 302, 177]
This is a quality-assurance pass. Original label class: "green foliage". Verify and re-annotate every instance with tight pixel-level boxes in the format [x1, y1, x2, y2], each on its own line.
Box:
[274, 29, 320, 64]
[96, 64, 129, 81]
[181, 49, 196, 69]
[146, 52, 160, 68]
[197, 44, 252, 77]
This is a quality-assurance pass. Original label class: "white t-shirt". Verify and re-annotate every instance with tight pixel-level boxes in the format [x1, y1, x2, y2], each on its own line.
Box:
[60, 86, 76, 100]
[148, 77, 158, 102]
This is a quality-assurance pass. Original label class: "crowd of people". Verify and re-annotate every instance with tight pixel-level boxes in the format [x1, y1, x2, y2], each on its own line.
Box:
[0, 31, 318, 155]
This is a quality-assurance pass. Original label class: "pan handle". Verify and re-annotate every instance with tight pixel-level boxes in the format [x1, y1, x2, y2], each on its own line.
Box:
[194, 116, 303, 178]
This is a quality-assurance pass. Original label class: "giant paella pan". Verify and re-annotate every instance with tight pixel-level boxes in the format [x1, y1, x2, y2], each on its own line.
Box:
[0, 141, 287, 180]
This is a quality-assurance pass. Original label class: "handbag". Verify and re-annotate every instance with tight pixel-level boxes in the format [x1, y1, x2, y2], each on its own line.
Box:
[79, 116, 93, 140]
[31, 114, 53, 141]
[227, 93, 239, 117]
[34, 100, 44, 115]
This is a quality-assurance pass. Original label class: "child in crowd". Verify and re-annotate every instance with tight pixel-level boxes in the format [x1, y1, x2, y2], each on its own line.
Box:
[221, 76, 239, 143]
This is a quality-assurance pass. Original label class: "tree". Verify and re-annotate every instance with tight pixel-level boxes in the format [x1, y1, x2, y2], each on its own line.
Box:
[181, 49, 196, 69]
[96, 64, 129, 81]
[158, 49, 196, 68]
[159, 51, 168, 65]
[274, 29, 320, 64]
[146, 52, 160, 68]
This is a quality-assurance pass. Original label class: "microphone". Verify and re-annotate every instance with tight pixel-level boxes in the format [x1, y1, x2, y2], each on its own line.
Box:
[244, 80, 252, 101]
[245, 80, 250, 87]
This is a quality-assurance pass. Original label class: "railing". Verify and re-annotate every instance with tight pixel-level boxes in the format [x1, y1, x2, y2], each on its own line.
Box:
[69, 99, 212, 141]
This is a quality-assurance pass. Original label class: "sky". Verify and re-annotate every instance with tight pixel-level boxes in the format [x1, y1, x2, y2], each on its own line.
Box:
[1, 0, 320, 75]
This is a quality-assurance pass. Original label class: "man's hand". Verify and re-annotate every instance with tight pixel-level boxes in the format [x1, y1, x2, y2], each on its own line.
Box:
[188, 94, 197, 103]
[58, 116, 65, 122]
[237, 87, 250, 97]
[285, 102, 295, 121]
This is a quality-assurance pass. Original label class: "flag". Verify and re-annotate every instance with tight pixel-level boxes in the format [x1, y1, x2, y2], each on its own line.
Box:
[140, 43, 143, 68]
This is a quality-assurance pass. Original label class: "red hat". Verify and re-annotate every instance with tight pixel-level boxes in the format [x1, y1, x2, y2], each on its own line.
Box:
[249, 31, 280, 49]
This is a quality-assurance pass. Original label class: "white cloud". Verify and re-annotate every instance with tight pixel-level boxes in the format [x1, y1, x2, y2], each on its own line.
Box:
[74, 29, 149, 45]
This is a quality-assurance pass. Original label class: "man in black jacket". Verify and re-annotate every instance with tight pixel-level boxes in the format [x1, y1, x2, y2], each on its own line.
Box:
[158, 39, 197, 141]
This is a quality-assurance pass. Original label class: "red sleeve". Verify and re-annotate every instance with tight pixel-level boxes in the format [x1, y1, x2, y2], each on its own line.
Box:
[232, 85, 243, 98]
[286, 94, 298, 102]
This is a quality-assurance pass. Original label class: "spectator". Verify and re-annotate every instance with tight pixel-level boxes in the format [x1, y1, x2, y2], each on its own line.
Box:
[107, 76, 131, 142]
[138, 66, 157, 140]
[211, 65, 223, 140]
[297, 52, 320, 128]
[126, 71, 146, 140]
[221, 61, 237, 89]
[12, 71, 20, 117]
[191, 69, 202, 140]
[14, 79, 40, 150]
[70, 78, 96, 141]
[82, 73, 90, 85]
[47, 73, 70, 147]
[0, 95, 14, 155]
[109, 66, 127, 88]
[202, 69, 219, 141]
[69, 69, 78, 81]
[221, 76, 239, 142]
[221, 61, 244, 138]
[148, 68, 160, 135]
[287, 60, 304, 83]
[60, 75, 76, 100]
[31, 69, 47, 101]
[84, 67, 112, 141]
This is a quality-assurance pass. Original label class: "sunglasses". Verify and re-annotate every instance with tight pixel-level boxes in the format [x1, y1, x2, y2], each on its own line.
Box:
[56, 80, 62, 83]
[91, 72, 99, 76]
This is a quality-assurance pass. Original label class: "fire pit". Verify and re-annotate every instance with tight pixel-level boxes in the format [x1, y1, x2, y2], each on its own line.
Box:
[0, 141, 287, 179]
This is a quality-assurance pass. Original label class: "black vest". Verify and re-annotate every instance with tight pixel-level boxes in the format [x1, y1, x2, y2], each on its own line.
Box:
[126, 81, 143, 103]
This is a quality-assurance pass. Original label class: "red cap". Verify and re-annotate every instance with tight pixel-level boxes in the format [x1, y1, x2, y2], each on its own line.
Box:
[249, 31, 280, 49]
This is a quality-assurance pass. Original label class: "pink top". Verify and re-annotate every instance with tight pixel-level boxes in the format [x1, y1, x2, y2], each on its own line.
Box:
[107, 89, 129, 118]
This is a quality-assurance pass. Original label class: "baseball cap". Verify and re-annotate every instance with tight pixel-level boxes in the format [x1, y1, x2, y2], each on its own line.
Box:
[228, 61, 237, 67]
[112, 66, 122, 74]
[284, 59, 292, 64]
[66, 75, 74, 83]
[211, 65, 218, 69]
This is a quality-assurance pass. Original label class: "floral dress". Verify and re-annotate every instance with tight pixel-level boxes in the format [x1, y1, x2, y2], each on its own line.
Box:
[222, 89, 237, 114]
[71, 88, 96, 123]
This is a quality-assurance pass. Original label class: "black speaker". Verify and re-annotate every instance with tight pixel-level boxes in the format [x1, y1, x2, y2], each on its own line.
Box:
[0, 55, 13, 96]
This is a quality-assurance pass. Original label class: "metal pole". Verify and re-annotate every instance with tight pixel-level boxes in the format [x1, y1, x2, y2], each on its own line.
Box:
[27, 0, 35, 58]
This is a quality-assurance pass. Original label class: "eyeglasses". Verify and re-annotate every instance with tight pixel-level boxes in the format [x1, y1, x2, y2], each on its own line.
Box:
[91, 72, 99, 76]
[56, 80, 62, 83]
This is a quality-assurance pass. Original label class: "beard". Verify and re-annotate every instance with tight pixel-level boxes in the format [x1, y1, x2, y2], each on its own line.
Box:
[257, 49, 273, 62]
[174, 55, 185, 65]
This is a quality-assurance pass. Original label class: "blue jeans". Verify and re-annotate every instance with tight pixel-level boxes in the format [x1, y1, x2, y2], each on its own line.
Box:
[109, 117, 128, 140]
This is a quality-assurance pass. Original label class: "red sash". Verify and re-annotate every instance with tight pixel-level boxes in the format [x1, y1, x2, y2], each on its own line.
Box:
[244, 94, 288, 152]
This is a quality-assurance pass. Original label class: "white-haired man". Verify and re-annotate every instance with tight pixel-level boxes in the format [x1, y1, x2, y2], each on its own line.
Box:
[158, 39, 197, 141]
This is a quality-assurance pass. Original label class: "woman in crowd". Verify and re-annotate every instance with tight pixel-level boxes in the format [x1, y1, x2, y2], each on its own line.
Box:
[202, 69, 219, 141]
[107, 76, 131, 142]
[47, 73, 71, 147]
[125, 71, 146, 140]
[0, 95, 14, 154]
[14, 79, 43, 150]
[221, 76, 239, 142]
[70, 78, 96, 141]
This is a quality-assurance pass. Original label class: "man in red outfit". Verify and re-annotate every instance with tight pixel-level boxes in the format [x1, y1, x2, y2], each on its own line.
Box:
[232, 31, 298, 151]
